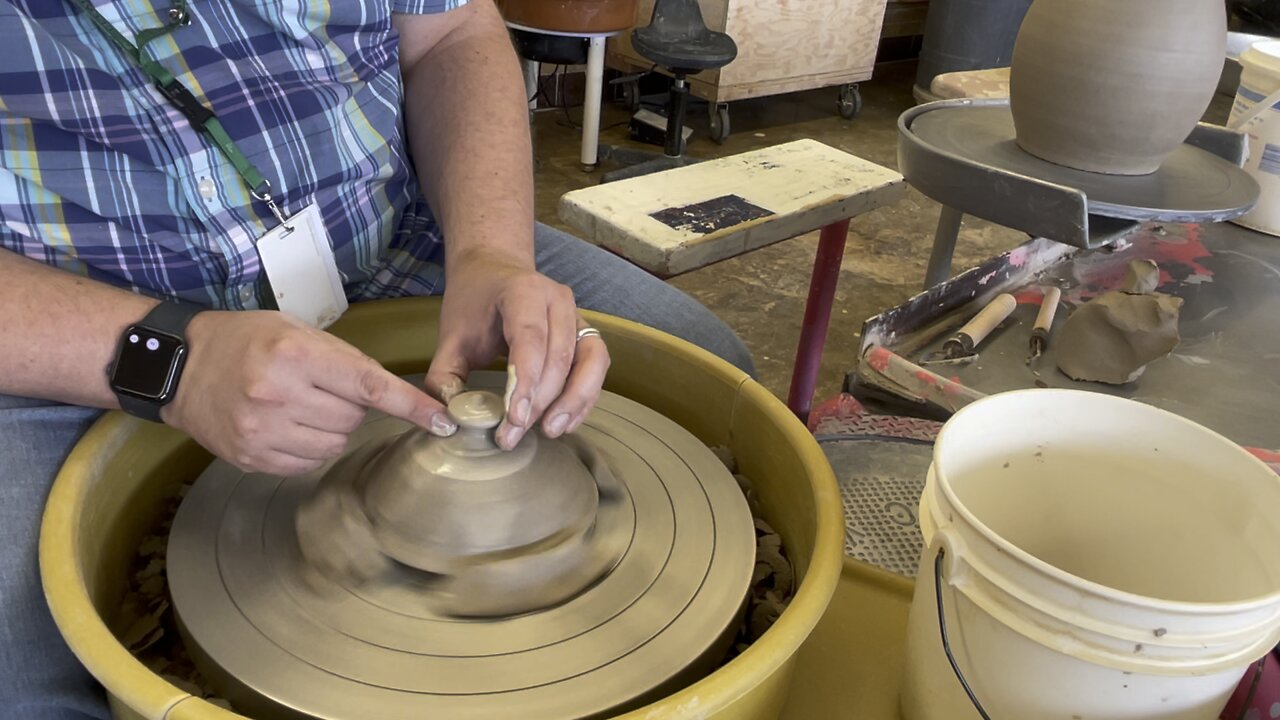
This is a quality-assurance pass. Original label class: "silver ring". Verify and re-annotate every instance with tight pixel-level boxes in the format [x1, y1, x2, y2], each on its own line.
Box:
[576, 327, 603, 344]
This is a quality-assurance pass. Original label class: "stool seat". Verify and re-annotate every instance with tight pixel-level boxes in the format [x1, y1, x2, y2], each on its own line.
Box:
[561, 139, 906, 423]
[632, 25, 737, 71]
[631, 0, 738, 72]
[929, 67, 1011, 101]
[562, 140, 905, 276]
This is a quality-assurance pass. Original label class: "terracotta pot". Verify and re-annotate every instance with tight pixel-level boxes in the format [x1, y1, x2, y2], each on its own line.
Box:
[1010, 0, 1227, 176]
[498, 0, 639, 34]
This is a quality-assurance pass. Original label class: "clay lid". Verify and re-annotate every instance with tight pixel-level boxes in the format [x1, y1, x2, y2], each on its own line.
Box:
[359, 391, 600, 575]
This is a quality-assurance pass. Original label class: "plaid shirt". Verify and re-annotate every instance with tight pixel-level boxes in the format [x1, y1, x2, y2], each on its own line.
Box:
[1, 0, 468, 309]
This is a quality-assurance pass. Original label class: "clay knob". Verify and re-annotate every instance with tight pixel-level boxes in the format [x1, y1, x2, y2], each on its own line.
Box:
[450, 391, 503, 429]
[444, 391, 506, 456]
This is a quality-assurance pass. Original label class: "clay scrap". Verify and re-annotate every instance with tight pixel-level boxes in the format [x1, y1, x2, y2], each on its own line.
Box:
[1056, 261, 1183, 384]
[1123, 259, 1161, 295]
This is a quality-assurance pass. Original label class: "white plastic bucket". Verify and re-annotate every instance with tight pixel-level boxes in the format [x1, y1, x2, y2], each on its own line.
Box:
[901, 390, 1280, 720]
[1230, 40, 1280, 236]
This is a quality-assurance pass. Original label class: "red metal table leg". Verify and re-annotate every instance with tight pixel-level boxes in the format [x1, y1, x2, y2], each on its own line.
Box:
[787, 218, 852, 424]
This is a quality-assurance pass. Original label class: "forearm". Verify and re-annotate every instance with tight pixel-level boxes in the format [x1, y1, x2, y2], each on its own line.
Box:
[397, 3, 535, 271]
[0, 248, 156, 407]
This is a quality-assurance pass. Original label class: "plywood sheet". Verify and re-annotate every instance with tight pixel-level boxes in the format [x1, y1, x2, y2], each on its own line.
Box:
[720, 0, 888, 89]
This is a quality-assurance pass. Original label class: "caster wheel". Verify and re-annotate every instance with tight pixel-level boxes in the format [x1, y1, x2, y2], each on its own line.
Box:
[709, 103, 731, 144]
[838, 83, 863, 120]
[622, 81, 641, 112]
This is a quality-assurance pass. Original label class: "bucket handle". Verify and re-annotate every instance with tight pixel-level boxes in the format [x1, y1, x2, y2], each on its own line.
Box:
[935, 546, 1269, 720]
[1232, 655, 1270, 720]
[934, 546, 994, 720]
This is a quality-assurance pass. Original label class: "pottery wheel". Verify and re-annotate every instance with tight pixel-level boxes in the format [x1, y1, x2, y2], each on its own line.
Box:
[910, 104, 1259, 222]
[167, 375, 755, 720]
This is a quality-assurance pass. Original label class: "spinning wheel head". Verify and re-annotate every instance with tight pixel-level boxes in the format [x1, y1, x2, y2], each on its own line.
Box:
[168, 375, 756, 720]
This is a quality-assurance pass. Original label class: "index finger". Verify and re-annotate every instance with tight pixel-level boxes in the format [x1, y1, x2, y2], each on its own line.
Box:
[311, 349, 455, 436]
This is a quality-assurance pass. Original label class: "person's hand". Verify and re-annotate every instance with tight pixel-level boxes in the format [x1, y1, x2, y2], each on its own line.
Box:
[162, 311, 455, 476]
[425, 251, 610, 450]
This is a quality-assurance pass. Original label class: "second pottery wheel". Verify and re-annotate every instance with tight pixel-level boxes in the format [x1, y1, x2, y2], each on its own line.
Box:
[908, 103, 1259, 222]
[167, 373, 755, 720]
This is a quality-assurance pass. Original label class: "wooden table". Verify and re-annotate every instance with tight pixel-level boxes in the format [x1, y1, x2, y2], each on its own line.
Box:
[559, 140, 905, 421]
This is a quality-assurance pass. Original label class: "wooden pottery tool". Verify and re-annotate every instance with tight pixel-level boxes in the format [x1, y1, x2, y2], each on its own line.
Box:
[921, 293, 1018, 366]
[1029, 286, 1063, 363]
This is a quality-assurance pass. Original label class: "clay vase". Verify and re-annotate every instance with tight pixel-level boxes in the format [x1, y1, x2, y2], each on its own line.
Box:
[497, 0, 640, 34]
[1009, 0, 1227, 175]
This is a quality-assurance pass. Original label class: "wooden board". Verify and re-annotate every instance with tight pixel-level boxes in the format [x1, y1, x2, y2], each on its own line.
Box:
[607, 0, 887, 104]
[559, 140, 905, 276]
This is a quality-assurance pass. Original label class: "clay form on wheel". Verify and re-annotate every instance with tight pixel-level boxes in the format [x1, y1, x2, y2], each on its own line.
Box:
[296, 390, 624, 617]
[1010, 0, 1226, 175]
[1057, 262, 1184, 384]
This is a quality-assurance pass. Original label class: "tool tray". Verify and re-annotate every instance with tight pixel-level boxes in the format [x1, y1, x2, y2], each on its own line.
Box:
[848, 223, 1280, 454]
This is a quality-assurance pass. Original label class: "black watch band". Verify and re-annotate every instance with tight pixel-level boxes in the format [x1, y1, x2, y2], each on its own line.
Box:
[112, 300, 205, 423]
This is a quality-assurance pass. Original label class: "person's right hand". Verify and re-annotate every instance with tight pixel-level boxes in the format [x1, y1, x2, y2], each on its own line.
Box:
[161, 310, 455, 476]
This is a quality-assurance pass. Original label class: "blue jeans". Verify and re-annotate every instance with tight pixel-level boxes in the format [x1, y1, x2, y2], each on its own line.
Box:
[0, 224, 751, 719]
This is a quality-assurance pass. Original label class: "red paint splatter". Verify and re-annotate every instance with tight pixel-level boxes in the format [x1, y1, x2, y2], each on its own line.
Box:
[807, 393, 867, 431]
[866, 346, 892, 373]
[1008, 245, 1032, 268]
[1152, 224, 1215, 282]
[1247, 447, 1280, 463]
[1060, 225, 1217, 306]
[1014, 288, 1045, 305]
[914, 369, 940, 387]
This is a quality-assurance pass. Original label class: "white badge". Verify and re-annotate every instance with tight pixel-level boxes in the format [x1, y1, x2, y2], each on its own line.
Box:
[255, 203, 348, 329]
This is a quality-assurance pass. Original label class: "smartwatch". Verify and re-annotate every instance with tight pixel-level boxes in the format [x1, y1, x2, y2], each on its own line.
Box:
[108, 300, 205, 423]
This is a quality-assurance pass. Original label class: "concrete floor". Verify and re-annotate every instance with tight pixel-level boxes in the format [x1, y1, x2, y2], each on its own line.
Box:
[531, 60, 1028, 403]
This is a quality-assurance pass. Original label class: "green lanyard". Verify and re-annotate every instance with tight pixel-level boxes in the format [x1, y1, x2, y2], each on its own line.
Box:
[64, 0, 290, 226]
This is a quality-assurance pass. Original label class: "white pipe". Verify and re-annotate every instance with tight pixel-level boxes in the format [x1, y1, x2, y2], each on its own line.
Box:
[581, 36, 606, 169]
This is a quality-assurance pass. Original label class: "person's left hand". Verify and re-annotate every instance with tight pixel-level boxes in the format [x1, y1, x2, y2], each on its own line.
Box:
[425, 250, 610, 450]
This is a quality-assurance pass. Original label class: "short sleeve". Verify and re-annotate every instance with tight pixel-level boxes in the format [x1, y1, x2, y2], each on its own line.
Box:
[392, 0, 469, 14]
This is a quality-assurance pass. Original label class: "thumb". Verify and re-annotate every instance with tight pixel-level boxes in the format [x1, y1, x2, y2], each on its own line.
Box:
[425, 337, 473, 404]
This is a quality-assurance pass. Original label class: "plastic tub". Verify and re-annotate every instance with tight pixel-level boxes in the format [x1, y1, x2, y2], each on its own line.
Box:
[40, 297, 844, 720]
[1231, 39, 1280, 236]
[902, 390, 1280, 720]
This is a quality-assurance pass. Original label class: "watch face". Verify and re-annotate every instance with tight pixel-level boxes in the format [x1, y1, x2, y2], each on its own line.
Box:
[112, 326, 185, 401]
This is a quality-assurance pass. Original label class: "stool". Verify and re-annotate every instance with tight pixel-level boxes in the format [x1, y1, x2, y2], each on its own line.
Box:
[919, 67, 1009, 290]
[599, 0, 738, 182]
[509, 23, 620, 171]
[561, 139, 906, 422]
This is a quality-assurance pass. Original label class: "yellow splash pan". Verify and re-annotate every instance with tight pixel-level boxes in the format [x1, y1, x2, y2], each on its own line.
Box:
[40, 297, 846, 720]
